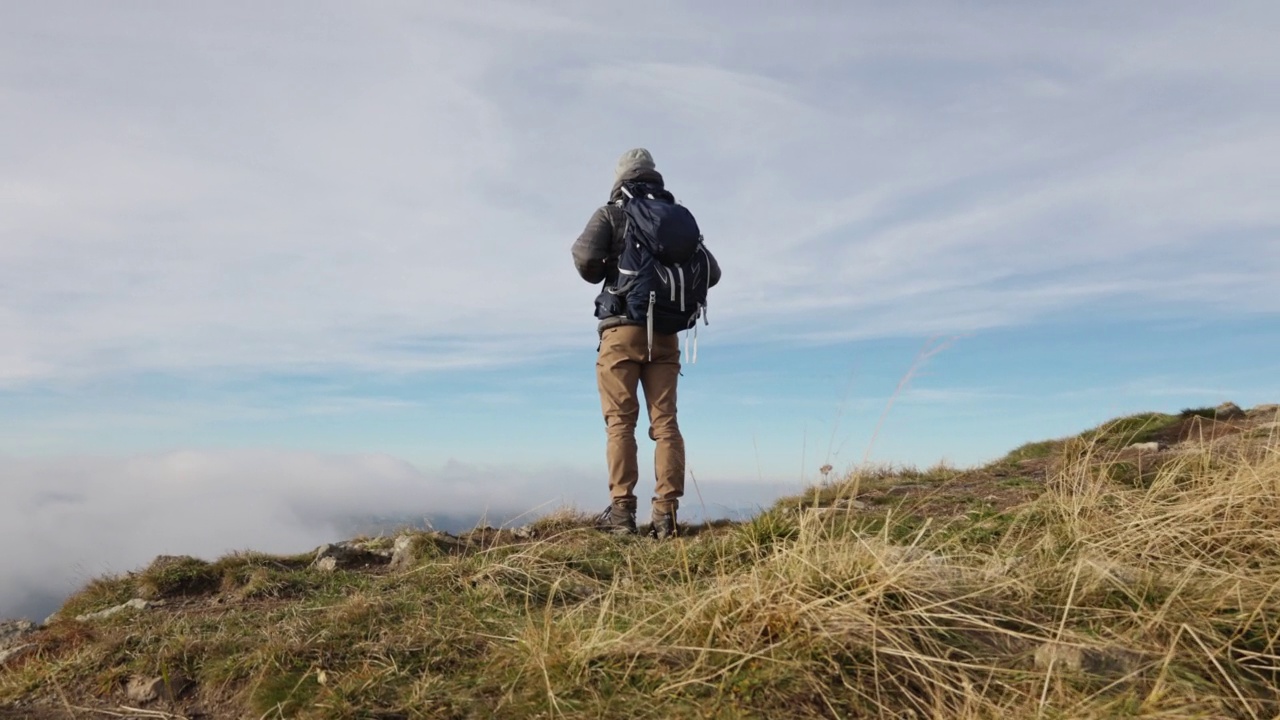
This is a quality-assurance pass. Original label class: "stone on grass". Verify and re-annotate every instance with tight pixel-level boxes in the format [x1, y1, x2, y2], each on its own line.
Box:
[1034, 641, 1142, 676]
[1034, 642, 1083, 672]
[0, 644, 34, 665]
[0, 620, 36, 649]
[0, 621, 37, 666]
[75, 598, 151, 622]
[806, 498, 868, 516]
[388, 534, 417, 572]
[126, 672, 190, 703]
[311, 541, 389, 572]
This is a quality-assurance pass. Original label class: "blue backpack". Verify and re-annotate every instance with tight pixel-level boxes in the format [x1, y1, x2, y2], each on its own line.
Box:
[595, 181, 711, 360]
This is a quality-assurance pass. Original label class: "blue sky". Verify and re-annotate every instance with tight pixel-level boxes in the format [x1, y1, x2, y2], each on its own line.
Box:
[2, 1, 1278, 620]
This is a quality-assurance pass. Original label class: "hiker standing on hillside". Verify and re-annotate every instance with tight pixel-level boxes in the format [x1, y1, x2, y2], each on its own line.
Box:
[571, 148, 721, 539]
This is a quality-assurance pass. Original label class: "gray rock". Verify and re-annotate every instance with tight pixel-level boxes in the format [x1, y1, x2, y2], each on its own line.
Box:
[557, 583, 598, 601]
[0, 620, 37, 650]
[0, 644, 34, 665]
[126, 672, 190, 703]
[350, 539, 394, 558]
[1034, 641, 1142, 675]
[311, 541, 389, 572]
[75, 598, 150, 622]
[805, 498, 868, 516]
[1126, 441, 1161, 452]
[388, 535, 417, 572]
[1034, 642, 1083, 672]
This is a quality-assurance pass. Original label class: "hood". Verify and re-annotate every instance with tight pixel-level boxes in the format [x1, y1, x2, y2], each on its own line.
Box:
[610, 167, 666, 201]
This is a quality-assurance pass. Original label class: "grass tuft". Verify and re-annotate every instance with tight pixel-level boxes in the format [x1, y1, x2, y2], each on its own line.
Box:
[136, 555, 221, 599]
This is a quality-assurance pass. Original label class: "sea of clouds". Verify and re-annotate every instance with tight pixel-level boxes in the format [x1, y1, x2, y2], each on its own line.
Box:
[0, 450, 786, 621]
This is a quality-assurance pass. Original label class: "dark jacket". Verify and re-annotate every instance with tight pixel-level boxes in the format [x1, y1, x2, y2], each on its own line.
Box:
[571, 167, 722, 333]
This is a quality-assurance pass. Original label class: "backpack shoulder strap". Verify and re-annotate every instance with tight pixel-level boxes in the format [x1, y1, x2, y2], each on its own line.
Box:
[620, 181, 665, 201]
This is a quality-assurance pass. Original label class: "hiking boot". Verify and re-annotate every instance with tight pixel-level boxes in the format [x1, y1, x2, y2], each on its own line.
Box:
[596, 503, 637, 536]
[649, 507, 678, 540]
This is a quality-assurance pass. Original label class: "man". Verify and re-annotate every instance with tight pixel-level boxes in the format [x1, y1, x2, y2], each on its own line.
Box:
[571, 148, 721, 539]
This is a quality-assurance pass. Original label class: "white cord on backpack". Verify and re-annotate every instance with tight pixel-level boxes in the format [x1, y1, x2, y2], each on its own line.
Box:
[646, 291, 655, 362]
[682, 322, 700, 365]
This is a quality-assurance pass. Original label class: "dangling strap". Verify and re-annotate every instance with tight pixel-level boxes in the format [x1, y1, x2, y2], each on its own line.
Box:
[681, 317, 701, 365]
[646, 291, 655, 361]
[688, 304, 707, 364]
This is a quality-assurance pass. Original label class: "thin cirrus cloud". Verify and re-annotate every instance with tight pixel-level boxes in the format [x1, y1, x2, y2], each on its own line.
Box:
[2, 3, 1277, 385]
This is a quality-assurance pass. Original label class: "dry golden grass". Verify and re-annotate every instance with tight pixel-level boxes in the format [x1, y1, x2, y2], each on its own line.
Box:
[3, 409, 1279, 718]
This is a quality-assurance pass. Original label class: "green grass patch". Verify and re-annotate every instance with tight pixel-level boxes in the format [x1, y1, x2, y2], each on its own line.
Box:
[995, 439, 1062, 466]
[55, 574, 138, 619]
[137, 555, 221, 598]
[1081, 411, 1181, 447]
[251, 667, 322, 717]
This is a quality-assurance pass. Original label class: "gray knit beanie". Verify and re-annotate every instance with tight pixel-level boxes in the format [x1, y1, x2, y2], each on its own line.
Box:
[614, 148, 656, 182]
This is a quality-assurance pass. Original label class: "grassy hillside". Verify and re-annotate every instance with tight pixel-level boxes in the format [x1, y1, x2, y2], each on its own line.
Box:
[2, 404, 1278, 719]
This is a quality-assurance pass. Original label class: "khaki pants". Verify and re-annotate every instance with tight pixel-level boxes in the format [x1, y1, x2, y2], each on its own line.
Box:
[596, 325, 685, 513]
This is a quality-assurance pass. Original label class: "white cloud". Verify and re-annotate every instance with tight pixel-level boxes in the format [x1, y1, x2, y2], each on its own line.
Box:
[1, 2, 1277, 384]
[0, 450, 603, 621]
[0, 448, 793, 621]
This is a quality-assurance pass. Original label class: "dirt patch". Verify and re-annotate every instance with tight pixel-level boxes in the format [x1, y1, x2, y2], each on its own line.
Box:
[854, 469, 1043, 520]
[1143, 415, 1250, 446]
